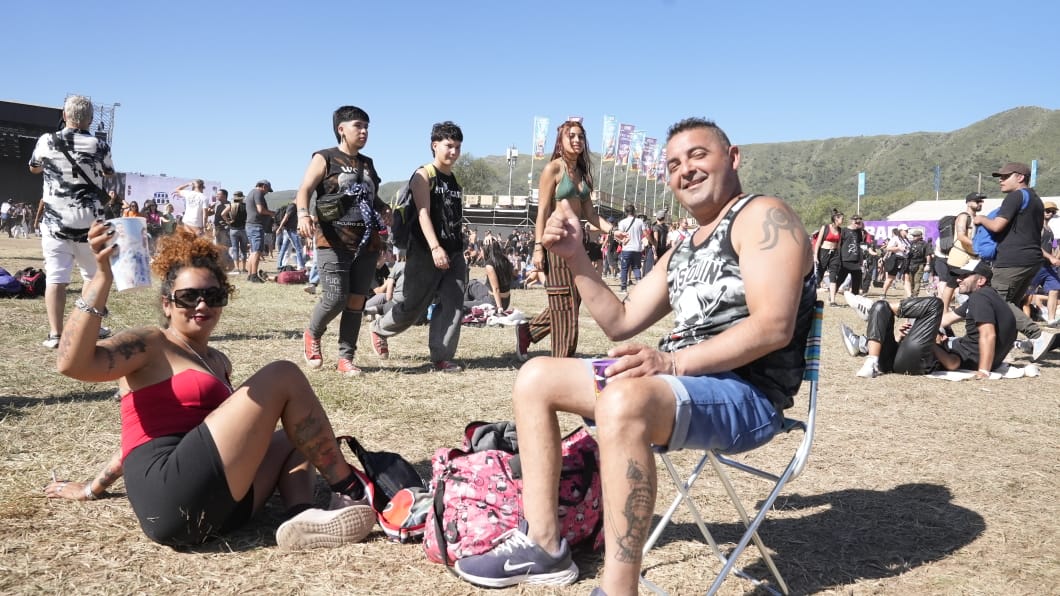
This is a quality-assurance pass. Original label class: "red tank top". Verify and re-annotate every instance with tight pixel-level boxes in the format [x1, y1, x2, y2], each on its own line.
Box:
[120, 369, 232, 460]
[823, 226, 841, 243]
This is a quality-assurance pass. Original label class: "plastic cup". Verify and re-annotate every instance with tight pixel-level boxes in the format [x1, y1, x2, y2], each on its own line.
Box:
[591, 358, 617, 395]
[107, 217, 152, 291]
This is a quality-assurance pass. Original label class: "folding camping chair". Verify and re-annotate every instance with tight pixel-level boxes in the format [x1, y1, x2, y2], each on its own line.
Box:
[639, 300, 823, 596]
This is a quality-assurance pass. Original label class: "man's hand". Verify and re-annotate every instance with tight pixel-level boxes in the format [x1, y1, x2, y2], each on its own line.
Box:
[297, 215, 316, 239]
[604, 343, 671, 379]
[541, 199, 583, 259]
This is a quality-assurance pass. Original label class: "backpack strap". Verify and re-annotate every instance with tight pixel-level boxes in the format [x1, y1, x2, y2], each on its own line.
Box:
[51, 133, 107, 198]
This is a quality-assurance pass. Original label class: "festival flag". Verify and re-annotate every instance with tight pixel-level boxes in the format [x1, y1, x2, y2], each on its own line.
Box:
[641, 137, 657, 176]
[857, 171, 866, 196]
[630, 130, 646, 172]
[656, 147, 667, 182]
[533, 116, 550, 159]
[601, 115, 617, 162]
[1031, 159, 1039, 188]
[616, 123, 635, 166]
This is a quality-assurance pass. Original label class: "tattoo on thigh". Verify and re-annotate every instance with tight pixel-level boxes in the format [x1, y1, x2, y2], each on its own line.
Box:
[612, 459, 654, 564]
[759, 207, 801, 250]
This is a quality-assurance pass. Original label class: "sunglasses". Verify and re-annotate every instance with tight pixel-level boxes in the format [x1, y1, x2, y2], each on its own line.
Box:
[1046, 209, 1057, 214]
[169, 287, 228, 309]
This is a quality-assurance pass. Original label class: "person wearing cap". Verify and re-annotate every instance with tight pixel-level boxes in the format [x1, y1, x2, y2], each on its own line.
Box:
[974, 162, 1047, 342]
[173, 179, 208, 237]
[841, 258, 1019, 379]
[223, 191, 249, 274]
[938, 193, 985, 312]
[880, 224, 911, 299]
[244, 180, 275, 284]
[906, 228, 930, 297]
[1023, 201, 1060, 326]
[651, 209, 669, 259]
[836, 213, 868, 297]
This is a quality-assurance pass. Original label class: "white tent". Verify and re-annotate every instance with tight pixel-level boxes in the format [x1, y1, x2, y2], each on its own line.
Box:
[887, 196, 1060, 221]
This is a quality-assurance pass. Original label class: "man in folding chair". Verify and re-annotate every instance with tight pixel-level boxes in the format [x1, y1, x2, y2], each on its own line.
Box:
[454, 118, 817, 595]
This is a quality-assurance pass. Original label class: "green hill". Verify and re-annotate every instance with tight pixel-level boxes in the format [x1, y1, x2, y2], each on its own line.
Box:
[381, 106, 1059, 225]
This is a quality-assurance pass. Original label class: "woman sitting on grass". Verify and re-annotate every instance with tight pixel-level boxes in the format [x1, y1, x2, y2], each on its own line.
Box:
[43, 225, 374, 550]
[464, 241, 515, 311]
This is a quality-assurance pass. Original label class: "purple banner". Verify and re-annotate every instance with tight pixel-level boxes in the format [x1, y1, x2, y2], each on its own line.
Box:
[616, 123, 634, 166]
[641, 137, 657, 176]
[630, 130, 645, 172]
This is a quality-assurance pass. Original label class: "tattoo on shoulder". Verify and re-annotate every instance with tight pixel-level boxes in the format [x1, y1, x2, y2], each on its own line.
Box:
[759, 206, 802, 250]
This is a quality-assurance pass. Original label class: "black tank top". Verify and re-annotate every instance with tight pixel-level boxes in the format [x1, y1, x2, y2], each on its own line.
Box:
[229, 202, 247, 229]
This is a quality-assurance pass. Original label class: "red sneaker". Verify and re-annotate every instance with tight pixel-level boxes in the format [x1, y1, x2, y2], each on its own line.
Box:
[515, 322, 531, 362]
[370, 330, 389, 359]
[303, 329, 322, 369]
[337, 358, 363, 377]
[433, 360, 463, 373]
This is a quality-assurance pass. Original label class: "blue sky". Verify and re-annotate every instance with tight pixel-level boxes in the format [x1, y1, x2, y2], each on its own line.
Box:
[4, 0, 1057, 193]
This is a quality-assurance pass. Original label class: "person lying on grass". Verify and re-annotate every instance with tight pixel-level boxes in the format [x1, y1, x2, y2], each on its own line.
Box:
[43, 225, 374, 549]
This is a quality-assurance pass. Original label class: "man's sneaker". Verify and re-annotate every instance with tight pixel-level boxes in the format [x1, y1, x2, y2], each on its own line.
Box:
[844, 290, 873, 321]
[454, 520, 578, 588]
[303, 329, 323, 369]
[42, 334, 61, 349]
[433, 360, 463, 373]
[1031, 333, 1056, 362]
[1016, 339, 1032, 354]
[257, 269, 269, 282]
[839, 323, 860, 357]
[98, 326, 113, 340]
[515, 322, 531, 362]
[369, 330, 389, 359]
[247, 274, 264, 284]
[337, 358, 363, 377]
[856, 359, 879, 379]
[275, 503, 376, 550]
[304, 283, 317, 295]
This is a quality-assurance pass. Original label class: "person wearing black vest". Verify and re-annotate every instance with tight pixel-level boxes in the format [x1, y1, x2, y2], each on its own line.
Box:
[224, 192, 249, 274]
[295, 106, 388, 377]
[370, 121, 467, 372]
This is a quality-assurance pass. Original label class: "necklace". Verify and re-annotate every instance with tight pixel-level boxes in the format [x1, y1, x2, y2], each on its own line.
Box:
[168, 330, 233, 392]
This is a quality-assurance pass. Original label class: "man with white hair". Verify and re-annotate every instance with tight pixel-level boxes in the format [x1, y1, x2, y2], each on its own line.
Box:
[28, 95, 115, 348]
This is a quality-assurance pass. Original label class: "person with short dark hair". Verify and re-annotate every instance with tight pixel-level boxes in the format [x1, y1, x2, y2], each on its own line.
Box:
[843, 258, 1021, 378]
[976, 162, 1046, 341]
[245, 180, 274, 283]
[614, 202, 646, 292]
[173, 179, 208, 236]
[454, 118, 816, 593]
[296, 106, 387, 376]
[937, 193, 984, 311]
[907, 228, 930, 296]
[369, 121, 466, 372]
[29, 95, 115, 348]
[44, 226, 375, 550]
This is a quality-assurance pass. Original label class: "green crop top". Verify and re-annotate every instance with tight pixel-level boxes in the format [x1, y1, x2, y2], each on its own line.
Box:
[555, 168, 591, 202]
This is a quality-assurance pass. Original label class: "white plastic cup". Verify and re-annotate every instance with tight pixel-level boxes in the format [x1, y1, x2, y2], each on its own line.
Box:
[107, 217, 152, 291]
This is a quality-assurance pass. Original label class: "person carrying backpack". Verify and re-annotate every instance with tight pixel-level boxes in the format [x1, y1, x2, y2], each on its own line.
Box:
[974, 162, 1049, 344]
[938, 193, 984, 311]
[906, 228, 930, 296]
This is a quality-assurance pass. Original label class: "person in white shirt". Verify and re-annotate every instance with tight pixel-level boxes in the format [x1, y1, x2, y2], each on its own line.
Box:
[614, 203, 646, 291]
[173, 180, 208, 236]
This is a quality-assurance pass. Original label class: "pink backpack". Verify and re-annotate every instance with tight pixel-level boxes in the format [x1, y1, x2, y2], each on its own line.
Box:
[422, 423, 603, 566]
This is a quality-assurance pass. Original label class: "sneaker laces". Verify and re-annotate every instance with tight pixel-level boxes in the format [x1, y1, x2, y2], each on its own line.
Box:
[490, 527, 534, 554]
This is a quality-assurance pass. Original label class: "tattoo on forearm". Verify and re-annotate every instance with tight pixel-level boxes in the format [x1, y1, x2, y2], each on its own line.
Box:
[610, 459, 654, 564]
[759, 207, 802, 250]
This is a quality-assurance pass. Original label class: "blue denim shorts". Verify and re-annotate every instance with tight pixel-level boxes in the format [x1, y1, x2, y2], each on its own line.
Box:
[245, 224, 265, 253]
[584, 360, 782, 455]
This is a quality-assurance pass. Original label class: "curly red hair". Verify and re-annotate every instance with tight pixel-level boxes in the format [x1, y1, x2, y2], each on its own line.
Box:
[151, 227, 235, 303]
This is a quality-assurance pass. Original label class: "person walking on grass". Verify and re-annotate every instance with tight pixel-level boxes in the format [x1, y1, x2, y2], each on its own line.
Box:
[44, 226, 375, 550]
[369, 121, 466, 372]
[296, 106, 387, 376]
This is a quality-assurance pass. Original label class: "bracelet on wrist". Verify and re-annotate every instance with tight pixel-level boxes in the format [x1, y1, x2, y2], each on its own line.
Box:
[74, 297, 108, 318]
[431, 246, 442, 251]
[84, 481, 98, 500]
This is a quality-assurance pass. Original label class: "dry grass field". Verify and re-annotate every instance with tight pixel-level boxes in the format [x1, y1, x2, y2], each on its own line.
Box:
[0, 235, 1057, 595]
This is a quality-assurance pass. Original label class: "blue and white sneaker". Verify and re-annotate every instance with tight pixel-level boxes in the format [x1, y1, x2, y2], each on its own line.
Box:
[839, 323, 861, 357]
[454, 520, 579, 588]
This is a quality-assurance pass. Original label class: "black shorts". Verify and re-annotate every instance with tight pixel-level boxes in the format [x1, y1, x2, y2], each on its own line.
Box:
[934, 257, 957, 288]
[123, 425, 254, 547]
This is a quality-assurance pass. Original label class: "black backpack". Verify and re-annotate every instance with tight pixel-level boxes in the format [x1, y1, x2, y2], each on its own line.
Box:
[937, 215, 956, 253]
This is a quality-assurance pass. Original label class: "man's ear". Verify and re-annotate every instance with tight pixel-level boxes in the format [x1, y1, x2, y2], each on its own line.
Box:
[730, 145, 741, 169]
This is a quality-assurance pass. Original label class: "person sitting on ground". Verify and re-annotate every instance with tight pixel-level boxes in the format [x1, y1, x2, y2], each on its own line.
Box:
[453, 118, 816, 594]
[842, 259, 1027, 379]
[464, 241, 514, 311]
[43, 226, 375, 550]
